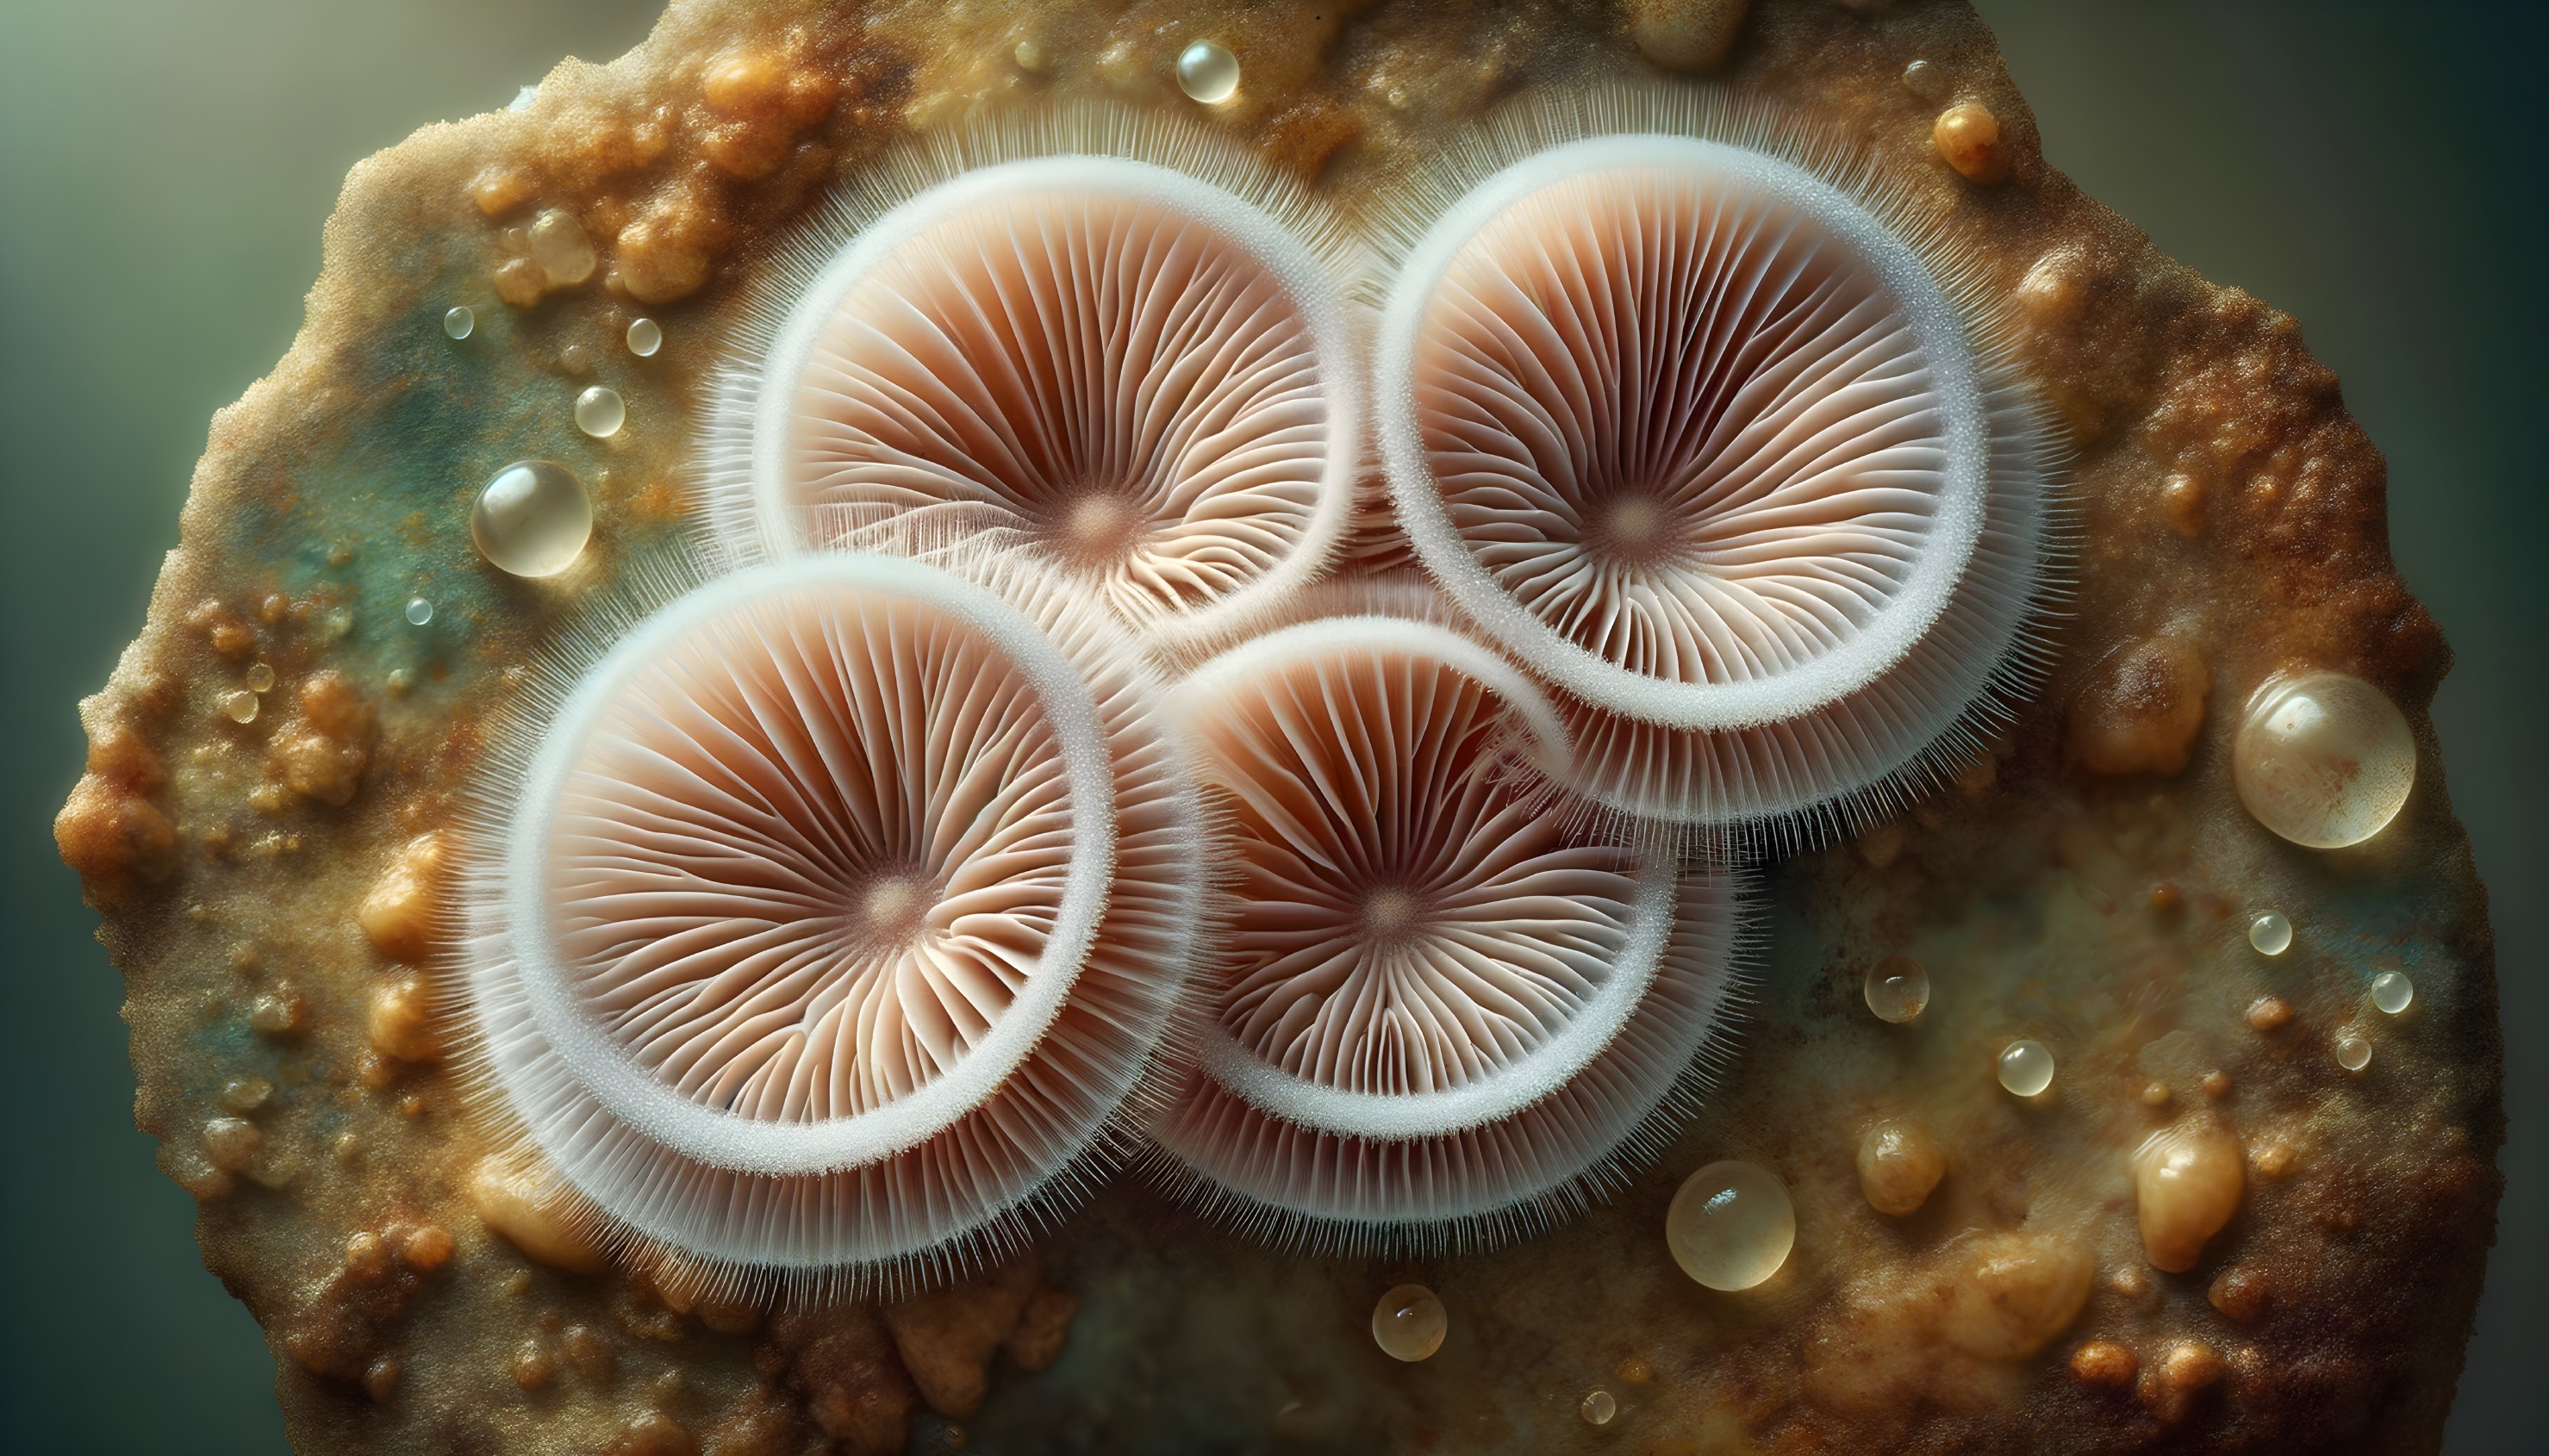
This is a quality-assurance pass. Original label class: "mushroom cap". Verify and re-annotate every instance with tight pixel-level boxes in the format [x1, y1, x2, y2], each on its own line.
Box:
[460, 554, 1205, 1291]
[1374, 96, 2060, 843]
[1149, 618, 1746, 1249]
[702, 119, 1366, 649]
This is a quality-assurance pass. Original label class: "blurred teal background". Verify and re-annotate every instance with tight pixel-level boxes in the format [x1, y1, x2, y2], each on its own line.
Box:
[0, 2, 2536, 1451]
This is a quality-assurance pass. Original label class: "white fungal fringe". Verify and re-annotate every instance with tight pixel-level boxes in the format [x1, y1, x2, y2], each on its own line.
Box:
[441, 544, 1208, 1305]
[1368, 83, 2071, 856]
[692, 102, 1374, 653]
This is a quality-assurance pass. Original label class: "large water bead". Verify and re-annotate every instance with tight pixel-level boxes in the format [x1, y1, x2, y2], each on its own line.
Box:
[1862, 954, 1929, 1024]
[1371, 1285, 1446, 1362]
[2133, 1123, 2245, 1272]
[471, 461, 592, 578]
[1666, 1161, 1795, 1291]
[2233, 670, 2417, 848]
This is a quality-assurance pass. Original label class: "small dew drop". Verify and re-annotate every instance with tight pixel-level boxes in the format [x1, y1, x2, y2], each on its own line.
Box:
[471, 461, 594, 578]
[1371, 1284, 1446, 1362]
[245, 663, 276, 694]
[2371, 971, 2415, 1016]
[1580, 1390, 1617, 1427]
[443, 305, 475, 340]
[1997, 1038, 2055, 1098]
[575, 385, 626, 439]
[404, 597, 433, 627]
[626, 318, 663, 358]
[1862, 954, 1929, 1024]
[1900, 58, 1950, 103]
[2334, 1032, 2373, 1073]
[221, 690, 259, 725]
[1175, 40, 1240, 104]
[2247, 912, 2293, 957]
[1012, 38, 1048, 73]
[1665, 1160, 1794, 1291]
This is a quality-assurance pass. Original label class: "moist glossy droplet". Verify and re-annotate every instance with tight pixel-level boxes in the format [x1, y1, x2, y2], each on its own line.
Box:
[1862, 954, 1929, 1024]
[221, 690, 259, 725]
[471, 461, 593, 578]
[575, 385, 626, 439]
[2248, 912, 2293, 957]
[1175, 40, 1240, 103]
[1997, 1039, 2054, 1098]
[1666, 1160, 1794, 1291]
[1371, 1284, 1446, 1362]
[626, 318, 662, 358]
[2233, 670, 2417, 848]
[2371, 971, 2415, 1015]
[1580, 1390, 1617, 1426]
[404, 597, 433, 627]
[443, 305, 475, 340]
[2334, 1032, 2372, 1072]
[245, 663, 276, 693]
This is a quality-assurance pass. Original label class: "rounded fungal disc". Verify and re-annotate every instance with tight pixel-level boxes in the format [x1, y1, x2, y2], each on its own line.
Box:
[458, 553, 1205, 1294]
[701, 113, 1367, 648]
[1149, 616, 1746, 1250]
[1374, 92, 2060, 844]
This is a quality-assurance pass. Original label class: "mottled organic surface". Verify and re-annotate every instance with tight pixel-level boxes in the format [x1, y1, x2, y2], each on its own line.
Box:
[53, 2, 2499, 1453]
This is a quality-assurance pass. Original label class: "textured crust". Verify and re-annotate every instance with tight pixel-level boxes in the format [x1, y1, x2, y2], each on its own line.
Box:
[53, 2, 2499, 1453]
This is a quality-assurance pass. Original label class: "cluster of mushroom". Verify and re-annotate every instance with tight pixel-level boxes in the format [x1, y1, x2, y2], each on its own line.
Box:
[458, 91, 2056, 1299]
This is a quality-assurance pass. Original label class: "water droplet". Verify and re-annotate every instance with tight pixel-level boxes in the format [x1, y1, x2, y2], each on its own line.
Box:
[2234, 670, 2416, 848]
[245, 663, 276, 693]
[626, 318, 663, 358]
[471, 461, 593, 578]
[1665, 1160, 1794, 1291]
[2247, 912, 2293, 957]
[576, 385, 626, 439]
[1862, 954, 1929, 1024]
[221, 690, 259, 725]
[443, 305, 475, 340]
[404, 597, 434, 627]
[1997, 1039, 2054, 1098]
[2334, 1032, 2372, 1072]
[1370, 1284, 1446, 1362]
[2371, 971, 2414, 1015]
[1175, 40, 1240, 103]
[1580, 1390, 1617, 1426]
[1012, 38, 1048, 73]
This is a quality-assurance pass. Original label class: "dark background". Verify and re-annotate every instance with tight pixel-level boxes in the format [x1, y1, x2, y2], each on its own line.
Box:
[1, 2, 2537, 1451]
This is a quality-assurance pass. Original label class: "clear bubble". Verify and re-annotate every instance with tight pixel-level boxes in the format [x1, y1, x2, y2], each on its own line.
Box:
[1175, 40, 1240, 103]
[2248, 912, 2293, 957]
[575, 385, 626, 439]
[2234, 670, 2417, 849]
[626, 318, 663, 358]
[528, 208, 596, 287]
[2371, 971, 2415, 1016]
[443, 305, 475, 340]
[1665, 1160, 1794, 1291]
[2334, 1032, 2372, 1072]
[221, 690, 259, 725]
[404, 597, 433, 627]
[245, 663, 276, 693]
[471, 461, 593, 578]
[1371, 1284, 1446, 1362]
[1997, 1039, 2054, 1098]
[1862, 954, 1929, 1024]
[1580, 1390, 1617, 1426]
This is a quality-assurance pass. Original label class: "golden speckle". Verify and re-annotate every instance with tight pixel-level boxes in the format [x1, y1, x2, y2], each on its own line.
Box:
[2200, 1070, 2232, 1100]
[1941, 1232, 2094, 1360]
[471, 1157, 610, 1275]
[360, 831, 448, 963]
[513, 1338, 556, 1391]
[1933, 101, 2010, 183]
[471, 165, 534, 218]
[1625, 0, 1750, 71]
[2207, 1266, 2270, 1322]
[345, 1229, 393, 1283]
[218, 1075, 272, 1112]
[2071, 1339, 2138, 1389]
[2158, 1340, 2225, 1393]
[391, 1220, 455, 1272]
[363, 1356, 401, 1403]
[2141, 1081, 2171, 1107]
[1616, 1356, 1653, 1384]
[247, 988, 308, 1036]
[2253, 1142, 2296, 1179]
[2245, 996, 2294, 1032]
[2160, 474, 2207, 536]
[2065, 637, 2209, 778]
[1856, 1119, 1948, 1216]
[2134, 1123, 2245, 1272]
[203, 1116, 262, 1173]
[368, 980, 440, 1063]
